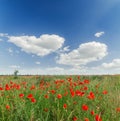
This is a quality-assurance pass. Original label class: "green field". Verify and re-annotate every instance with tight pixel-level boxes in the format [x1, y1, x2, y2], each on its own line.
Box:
[0, 75, 120, 121]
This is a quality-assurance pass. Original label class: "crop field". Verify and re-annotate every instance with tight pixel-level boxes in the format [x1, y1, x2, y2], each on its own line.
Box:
[0, 75, 120, 121]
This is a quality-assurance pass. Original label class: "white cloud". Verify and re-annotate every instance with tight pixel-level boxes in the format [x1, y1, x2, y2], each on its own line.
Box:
[8, 34, 65, 56]
[59, 46, 70, 53]
[102, 59, 120, 69]
[63, 46, 70, 52]
[57, 41, 108, 66]
[35, 61, 41, 65]
[9, 65, 20, 69]
[0, 33, 8, 37]
[94, 31, 104, 37]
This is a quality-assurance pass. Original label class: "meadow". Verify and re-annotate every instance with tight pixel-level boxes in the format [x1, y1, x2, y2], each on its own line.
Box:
[0, 75, 120, 121]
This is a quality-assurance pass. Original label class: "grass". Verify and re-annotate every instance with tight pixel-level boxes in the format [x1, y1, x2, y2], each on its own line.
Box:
[0, 75, 120, 121]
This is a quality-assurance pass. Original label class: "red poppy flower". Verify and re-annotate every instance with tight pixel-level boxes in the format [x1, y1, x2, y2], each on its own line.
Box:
[16, 85, 21, 90]
[116, 107, 120, 112]
[31, 98, 36, 103]
[51, 90, 55, 94]
[95, 114, 102, 121]
[27, 94, 33, 99]
[6, 105, 10, 110]
[19, 93, 24, 98]
[84, 79, 89, 84]
[30, 85, 35, 90]
[83, 86, 88, 90]
[76, 90, 85, 97]
[84, 118, 89, 121]
[44, 94, 49, 99]
[63, 103, 67, 109]
[0, 87, 3, 90]
[82, 104, 89, 111]
[5, 84, 10, 90]
[57, 94, 62, 99]
[102, 90, 108, 94]
[72, 116, 77, 121]
[70, 90, 75, 97]
[87, 92, 95, 100]
[91, 110, 94, 115]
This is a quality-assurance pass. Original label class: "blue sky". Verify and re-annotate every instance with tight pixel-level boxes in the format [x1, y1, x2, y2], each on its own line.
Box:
[0, 0, 120, 75]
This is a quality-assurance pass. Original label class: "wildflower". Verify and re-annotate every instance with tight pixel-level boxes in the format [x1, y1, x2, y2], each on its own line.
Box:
[87, 92, 95, 100]
[6, 105, 10, 110]
[51, 90, 55, 94]
[5, 84, 10, 90]
[95, 114, 102, 121]
[16, 85, 21, 90]
[82, 104, 89, 111]
[84, 79, 89, 84]
[70, 90, 75, 97]
[67, 77, 72, 82]
[30, 85, 35, 90]
[27, 94, 33, 99]
[76, 90, 85, 97]
[31, 98, 36, 103]
[73, 82, 77, 86]
[44, 94, 49, 99]
[102, 90, 108, 94]
[84, 118, 89, 121]
[57, 94, 62, 99]
[83, 86, 88, 90]
[0, 87, 3, 90]
[72, 116, 77, 121]
[22, 81, 27, 85]
[19, 93, 24, 98]
[78, 81, 84, 85]
[116, 107, 120, 112]
[10, 81, 13, 84]
[91, 110, 95, 115]
[63, 103, 67, 109]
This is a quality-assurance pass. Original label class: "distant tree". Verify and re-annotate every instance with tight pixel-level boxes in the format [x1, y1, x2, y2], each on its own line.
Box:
[14, 70, 19, 79]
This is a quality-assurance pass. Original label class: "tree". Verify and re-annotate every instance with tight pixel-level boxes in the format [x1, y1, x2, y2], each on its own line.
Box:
[14, 70, 19, 79]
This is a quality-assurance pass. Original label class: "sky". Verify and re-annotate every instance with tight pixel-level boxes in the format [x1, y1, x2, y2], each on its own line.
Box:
[0, 0, 120, 75]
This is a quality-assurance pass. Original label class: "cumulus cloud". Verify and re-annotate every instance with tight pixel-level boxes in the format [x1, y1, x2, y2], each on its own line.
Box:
[94, 31, 104, 37]
[8, 34, 65, 56]
[102, 59, 120, 69]
[57, 41, 108, 66]
[9, 65, 20, 69]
